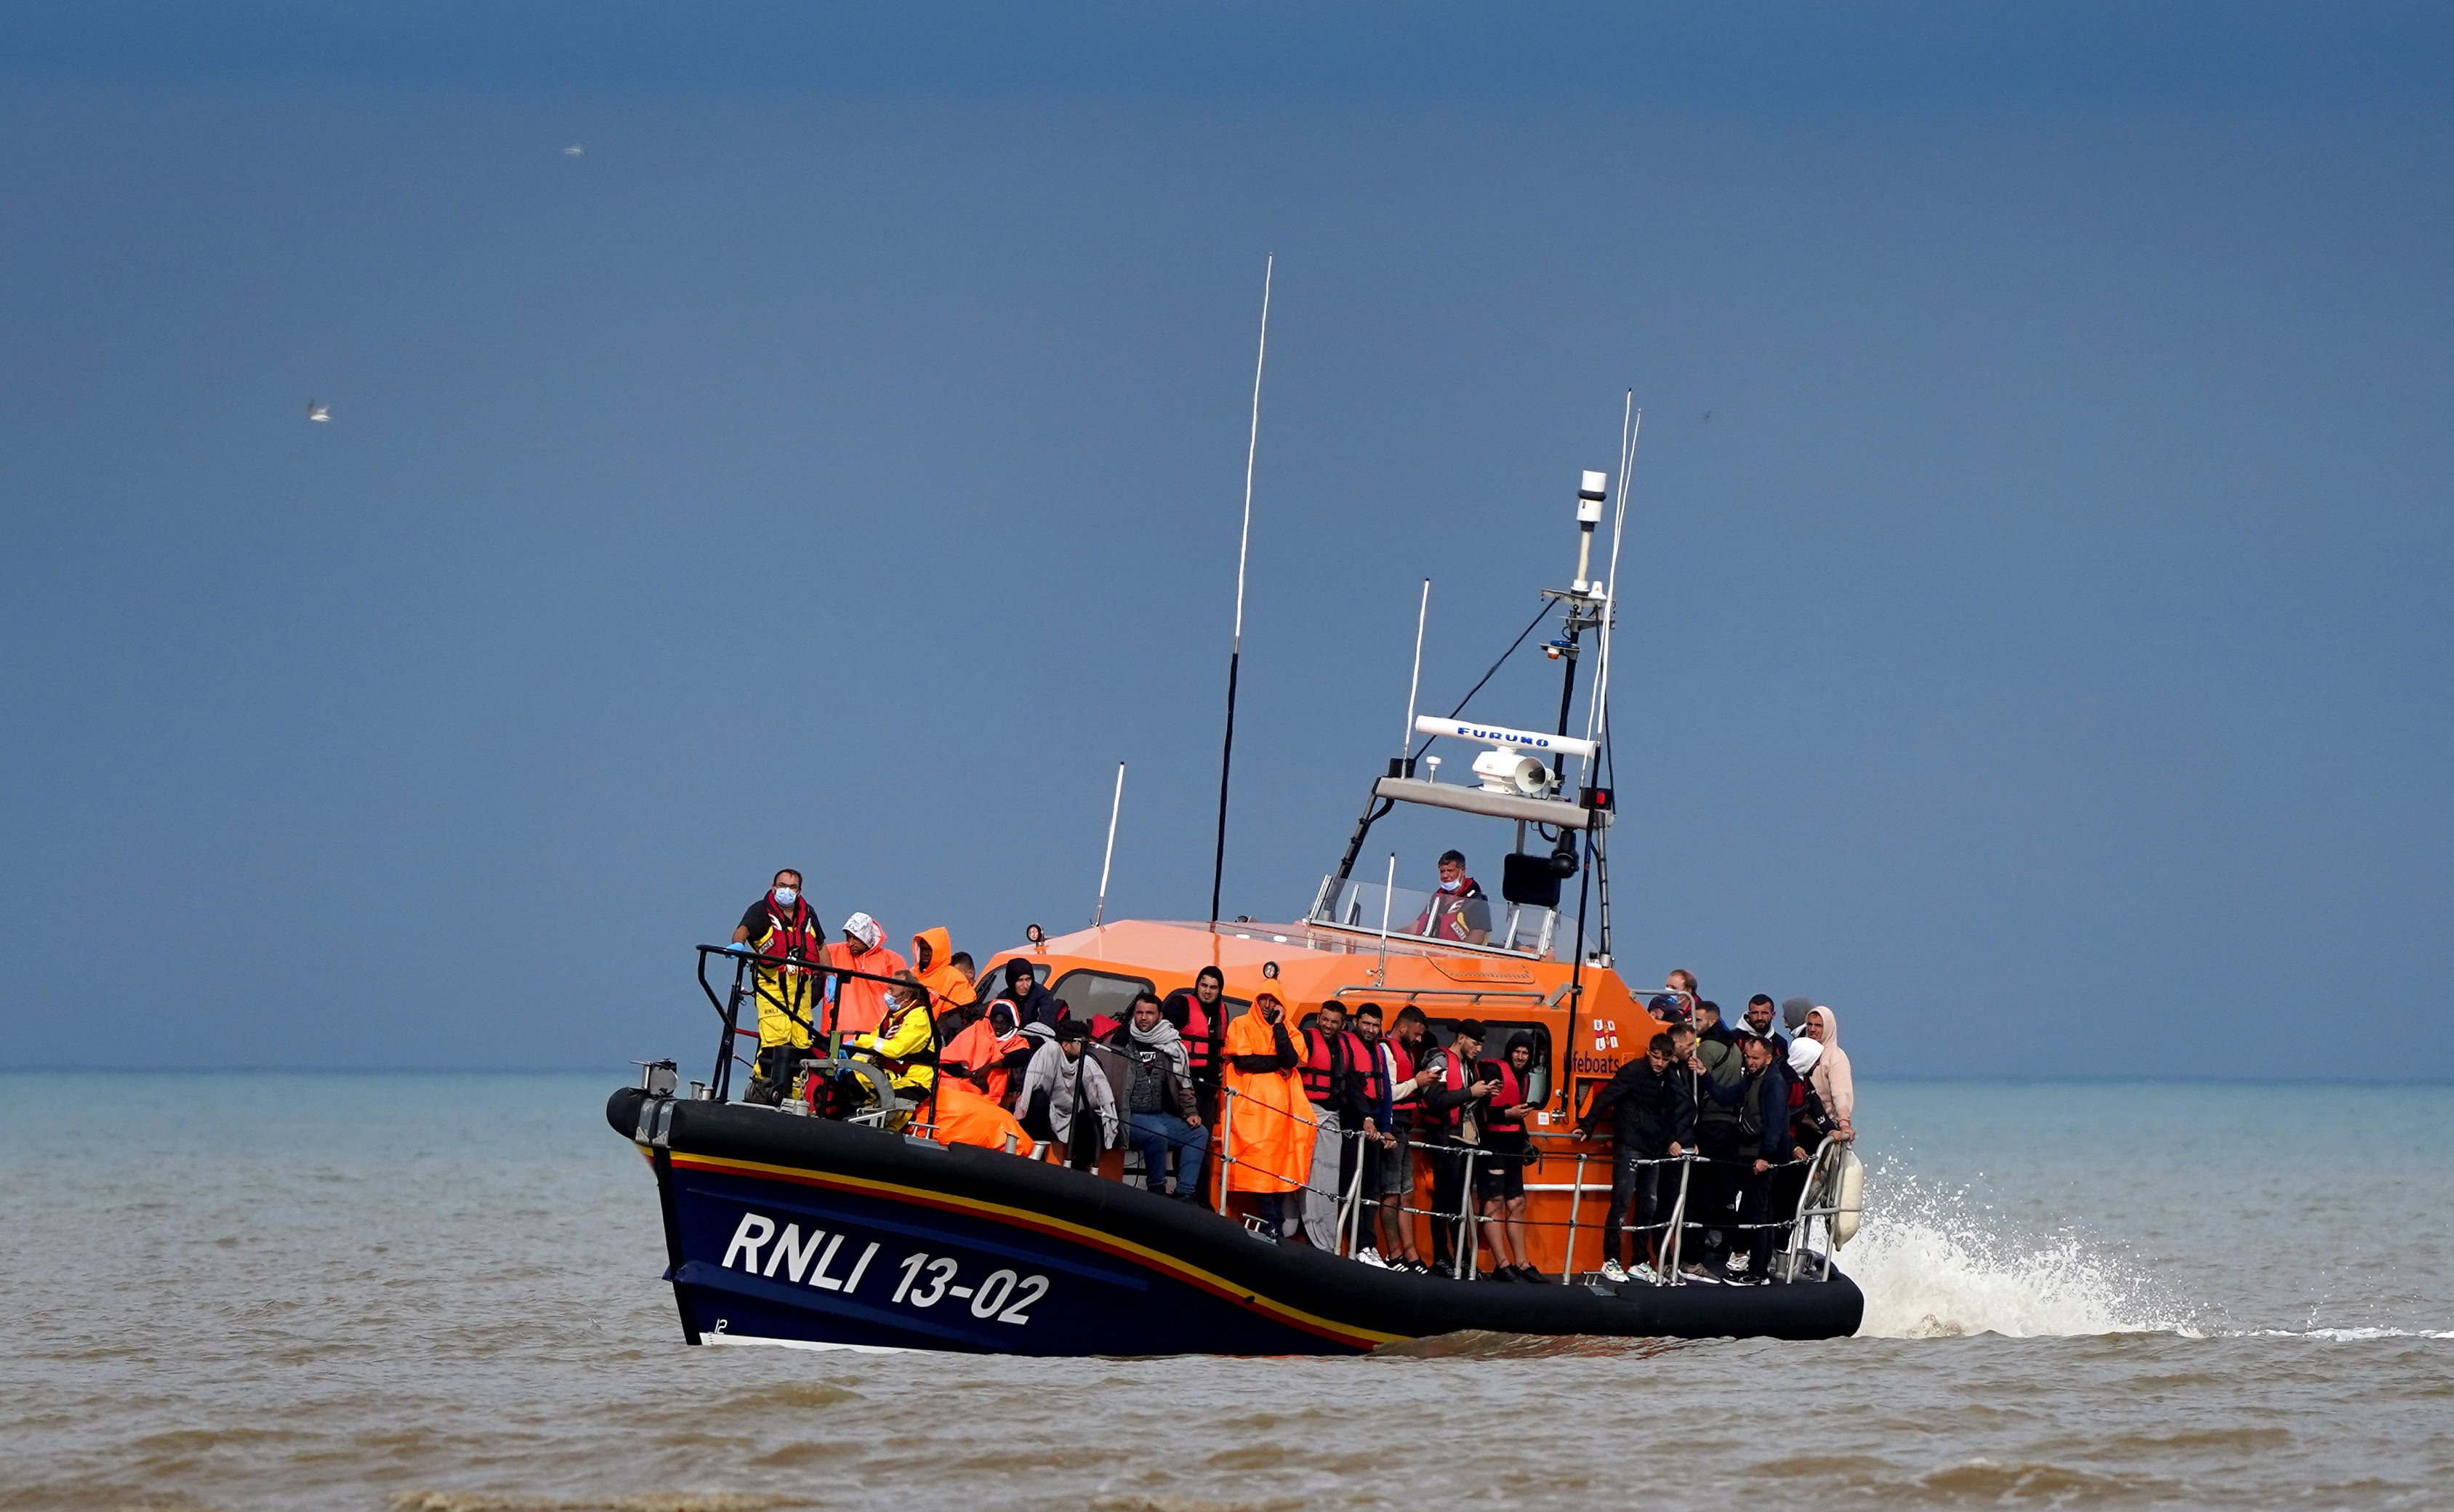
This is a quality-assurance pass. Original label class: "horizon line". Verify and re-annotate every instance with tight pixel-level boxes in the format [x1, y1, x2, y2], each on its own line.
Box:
[0, 1066, 2449, 1087]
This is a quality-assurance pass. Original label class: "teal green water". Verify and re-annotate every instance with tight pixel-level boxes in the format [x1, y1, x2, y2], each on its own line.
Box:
[2, 1074, 2447, 1510]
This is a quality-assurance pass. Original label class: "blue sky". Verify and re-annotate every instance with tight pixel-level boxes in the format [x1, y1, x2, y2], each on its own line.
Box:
[3, 5, 2448, 1077]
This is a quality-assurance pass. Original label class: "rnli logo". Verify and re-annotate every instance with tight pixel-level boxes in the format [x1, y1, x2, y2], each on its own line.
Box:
[1592, 1018, 1620, 1050]
[720, 1210, 1052, 1327]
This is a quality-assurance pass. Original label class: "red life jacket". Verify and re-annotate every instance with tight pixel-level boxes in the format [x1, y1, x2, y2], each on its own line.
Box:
[1437, 1049, 1478, 1129]
[1484, 1059, 1527, 1134]
[1183, 1002, 1212, 1079]
[1300, 1026, 1344, 1105]
[1414, 878, 1487, 941]
[1167, 992, 1217, 1083]
[1386, 1038, 1421, 1113]
[754, 893, 824, 962]
[1352, 1036, 1391, 1109]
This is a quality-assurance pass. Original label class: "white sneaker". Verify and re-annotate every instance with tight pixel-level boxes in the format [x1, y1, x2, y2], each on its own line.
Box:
[1723, 1252, 1750, 1275]
[1356, 1247, 1389, 1268]
[1628, 1262, 1659, 1283]
[1599, 1259, 1629, 1282]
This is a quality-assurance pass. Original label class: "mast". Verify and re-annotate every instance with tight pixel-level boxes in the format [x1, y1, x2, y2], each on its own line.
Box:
[1210, 254, 1273, 923]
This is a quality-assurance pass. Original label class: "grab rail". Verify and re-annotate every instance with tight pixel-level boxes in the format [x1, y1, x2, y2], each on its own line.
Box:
[691, 944, 949, 1107]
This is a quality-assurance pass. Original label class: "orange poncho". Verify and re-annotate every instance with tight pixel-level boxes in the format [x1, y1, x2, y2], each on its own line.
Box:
[821, 930, 909, 1037]
[909, 927, 978, 1018]
[925, 1077, 1034, 1159]
[1220, 1005, 1311, 1193]
[941, 1014, 1026, 1106]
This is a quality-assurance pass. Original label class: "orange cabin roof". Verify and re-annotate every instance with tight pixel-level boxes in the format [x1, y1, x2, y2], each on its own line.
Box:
[978, 917, 1662, 1103]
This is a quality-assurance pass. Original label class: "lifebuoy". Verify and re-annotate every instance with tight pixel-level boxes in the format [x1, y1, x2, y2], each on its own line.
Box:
[1830, 1147, 1865, 1247]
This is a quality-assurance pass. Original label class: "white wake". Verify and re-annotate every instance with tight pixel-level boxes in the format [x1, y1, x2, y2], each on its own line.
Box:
[1844, 1168, 2195, 1339]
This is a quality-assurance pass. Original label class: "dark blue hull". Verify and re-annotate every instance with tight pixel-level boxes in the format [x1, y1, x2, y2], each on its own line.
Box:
[611, 1087, 1864, 1356]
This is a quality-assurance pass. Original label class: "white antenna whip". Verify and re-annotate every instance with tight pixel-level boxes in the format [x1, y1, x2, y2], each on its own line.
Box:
[1094, 761, 1126, 927]
[1400, 578, 1430, 763]
[1587, 395, 1641, 763]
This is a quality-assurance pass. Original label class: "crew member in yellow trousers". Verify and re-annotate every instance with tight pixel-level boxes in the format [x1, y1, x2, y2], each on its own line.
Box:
[730, 869, 825, 1106]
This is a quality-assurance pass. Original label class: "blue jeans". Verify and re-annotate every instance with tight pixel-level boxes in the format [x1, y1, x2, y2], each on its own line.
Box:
[1127, 1111, 1211, 1200]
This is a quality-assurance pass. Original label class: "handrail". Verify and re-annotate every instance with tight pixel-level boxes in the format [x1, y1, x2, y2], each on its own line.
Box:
[691, 944, 952, 1111]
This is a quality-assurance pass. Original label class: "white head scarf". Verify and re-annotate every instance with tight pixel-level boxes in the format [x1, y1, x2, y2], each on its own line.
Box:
[842, 912, 883, 950]
[1787, 1037, 1824, 1078]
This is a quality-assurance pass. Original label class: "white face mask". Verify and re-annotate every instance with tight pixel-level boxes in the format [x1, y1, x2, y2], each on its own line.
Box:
[773, 887, 798, 908]
[1438, 878, 1460, 893]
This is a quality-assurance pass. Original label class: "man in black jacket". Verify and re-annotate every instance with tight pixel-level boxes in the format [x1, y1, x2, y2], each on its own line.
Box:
[1574, 1032, 1695, 1283]
[1717, 1032, 1804, 1284]
[984, 958, 1062, 1030]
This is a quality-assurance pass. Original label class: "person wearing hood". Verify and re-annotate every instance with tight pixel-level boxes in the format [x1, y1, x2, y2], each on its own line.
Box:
[909, 928, 977, 1032]
[941, 1000, 1032, 1107]
[1220, 989, 1310, 1239]
[984, 957, 1062, 1032]
[1801, 1005, 1855, 1141]
[729, 870, 826, 1106]
[820, 913, 909, 1037]
[1476, 1032, 1545, 1283]
[1105, 989, 1210, 1201]
[924, 1073, 1034, 1159]
[1766, 1040, 1845, 1266]
[1016, 1018, 1117, 1170]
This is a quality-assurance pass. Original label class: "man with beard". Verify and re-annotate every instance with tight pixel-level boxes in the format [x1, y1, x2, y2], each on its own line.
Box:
[1105, 990, 1209, 1200]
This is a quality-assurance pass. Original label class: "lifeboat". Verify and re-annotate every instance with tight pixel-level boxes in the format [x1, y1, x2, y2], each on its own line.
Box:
[608, 455, 1866, 1354]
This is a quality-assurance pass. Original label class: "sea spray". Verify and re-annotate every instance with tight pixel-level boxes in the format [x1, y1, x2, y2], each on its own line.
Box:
[1847, 1162, 2197, 1338]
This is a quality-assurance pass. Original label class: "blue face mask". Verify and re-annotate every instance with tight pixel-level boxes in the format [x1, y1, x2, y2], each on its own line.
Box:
[773, 887, 798, 908]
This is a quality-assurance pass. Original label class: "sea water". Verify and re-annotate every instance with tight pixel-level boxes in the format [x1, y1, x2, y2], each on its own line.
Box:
[2, 1073, 2447, 1510]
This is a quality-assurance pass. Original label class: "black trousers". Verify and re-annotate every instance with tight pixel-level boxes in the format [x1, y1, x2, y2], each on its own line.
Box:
[1427, 1145, 1473, 1271]
[1691, 1124, 1742, 1258]
[1600, 1149, 1673, 1268]
[1734, 1159, 1775, 1274]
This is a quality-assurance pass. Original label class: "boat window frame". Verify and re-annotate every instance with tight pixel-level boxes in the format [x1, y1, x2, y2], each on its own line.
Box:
[1045, 968, 1159, 1026]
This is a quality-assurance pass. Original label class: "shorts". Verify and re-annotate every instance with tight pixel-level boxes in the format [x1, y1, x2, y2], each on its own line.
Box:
[1369, 1128, 1415, 1198]
[1476, 1146, 1527, 1202]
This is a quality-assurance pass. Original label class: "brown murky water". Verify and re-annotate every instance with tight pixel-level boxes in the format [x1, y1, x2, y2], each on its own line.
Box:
[5, 1074, 2448, 1511]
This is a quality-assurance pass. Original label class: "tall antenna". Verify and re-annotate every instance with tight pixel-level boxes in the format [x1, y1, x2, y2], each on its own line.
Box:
[1583, 393, 1638, 771]
[1210, 254, 1273, 923]
[1400, 579, 1431, 761]
[1588, 398, 1641, 760]
[1093, 761, 1125, 927]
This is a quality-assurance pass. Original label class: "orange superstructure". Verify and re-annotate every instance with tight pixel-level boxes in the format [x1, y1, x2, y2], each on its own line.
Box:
[976, 915, 1667, 1276]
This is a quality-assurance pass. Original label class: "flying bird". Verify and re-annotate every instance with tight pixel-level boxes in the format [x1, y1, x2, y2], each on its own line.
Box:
[306, 401, 329, 423]
[563, 145, 584, 156]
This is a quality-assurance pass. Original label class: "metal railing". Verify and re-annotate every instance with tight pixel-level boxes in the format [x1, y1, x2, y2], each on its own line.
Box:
[685, 949, 1862, 1290]
[692, 943, 951, 1117]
